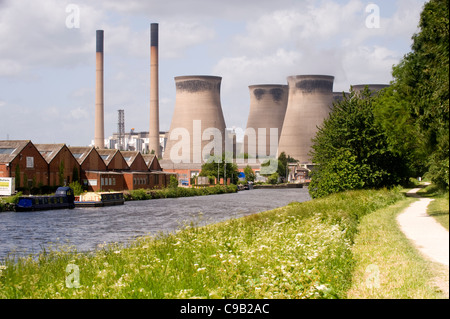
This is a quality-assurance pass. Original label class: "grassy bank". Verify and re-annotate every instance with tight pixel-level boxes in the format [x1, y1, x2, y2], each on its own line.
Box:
[0, 187, 404, 299]
[417, 184, 449, 230]
[348, 182, 449, 298]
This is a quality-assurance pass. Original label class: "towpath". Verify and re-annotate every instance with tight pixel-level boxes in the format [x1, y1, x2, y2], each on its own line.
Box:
[396, 186, 449, 296]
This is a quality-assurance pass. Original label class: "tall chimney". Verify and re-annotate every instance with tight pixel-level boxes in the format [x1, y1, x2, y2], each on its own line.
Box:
[149, 23, 161, 157]
[94, 30, 105, 149]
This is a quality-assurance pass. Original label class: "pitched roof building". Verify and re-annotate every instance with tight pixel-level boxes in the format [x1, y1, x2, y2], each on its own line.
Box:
[35, 144, 80, 186]
[0, 140, 49, 188]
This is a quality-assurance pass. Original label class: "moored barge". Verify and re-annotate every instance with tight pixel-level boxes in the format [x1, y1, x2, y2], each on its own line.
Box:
[74, 192, 124, 207]
[15, 187, 75, 212]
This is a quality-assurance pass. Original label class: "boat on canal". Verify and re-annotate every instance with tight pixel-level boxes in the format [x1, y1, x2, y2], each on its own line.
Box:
[15, 187, 75, 212]
[74, 192, 124, 207]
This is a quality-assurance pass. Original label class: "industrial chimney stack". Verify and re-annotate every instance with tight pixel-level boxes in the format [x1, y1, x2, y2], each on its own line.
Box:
[149, 23, 161, 157]
[94, 30, 105, 149]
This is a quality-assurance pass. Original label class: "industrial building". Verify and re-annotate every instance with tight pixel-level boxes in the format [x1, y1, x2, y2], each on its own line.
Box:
[35, 143, 80, 187]
[0, 140, 174, 193]
[101, 129, 168, 155]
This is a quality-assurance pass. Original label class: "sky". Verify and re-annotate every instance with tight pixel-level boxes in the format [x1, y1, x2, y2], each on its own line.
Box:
[0, 0, 427, 146]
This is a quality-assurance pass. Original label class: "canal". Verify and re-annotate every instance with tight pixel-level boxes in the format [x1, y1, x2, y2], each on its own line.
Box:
[0, 188, 311, 261]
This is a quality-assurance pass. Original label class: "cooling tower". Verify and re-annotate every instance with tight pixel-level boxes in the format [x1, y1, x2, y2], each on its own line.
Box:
[351, 84, 389, 97]
[163, 75, 226, 164]
[149, 23, 161, 158]
[278, 75, 334, 164]
[94, 30, 104, 149]
[243, 84, 288, 158]
[333, 91, 349, 103]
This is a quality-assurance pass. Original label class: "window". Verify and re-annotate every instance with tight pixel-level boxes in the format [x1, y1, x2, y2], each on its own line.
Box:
[26, 157, 34, 168]
[0, 148, 16, 154]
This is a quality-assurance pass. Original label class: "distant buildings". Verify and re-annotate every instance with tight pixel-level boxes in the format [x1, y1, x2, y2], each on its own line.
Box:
[92, 130, 168, 155]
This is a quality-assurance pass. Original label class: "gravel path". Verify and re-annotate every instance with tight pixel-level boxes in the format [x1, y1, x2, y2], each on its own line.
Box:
[397, 187, 449, 296]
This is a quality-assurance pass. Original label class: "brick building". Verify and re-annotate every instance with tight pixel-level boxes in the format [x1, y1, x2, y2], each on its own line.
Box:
[0, 140, 49, 188]
[121, 151, 148, 171]
[1, 141, 175, 193]
[97, 149, 129, 171]
[35, 144, 80, 186]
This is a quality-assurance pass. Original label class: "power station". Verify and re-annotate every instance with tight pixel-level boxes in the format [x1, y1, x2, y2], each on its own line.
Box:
[14, 26, 389, 187]
[86, 26, 390, 184]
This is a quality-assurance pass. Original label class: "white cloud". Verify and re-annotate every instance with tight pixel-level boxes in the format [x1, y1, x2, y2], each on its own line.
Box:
[160, 22, 216, 59]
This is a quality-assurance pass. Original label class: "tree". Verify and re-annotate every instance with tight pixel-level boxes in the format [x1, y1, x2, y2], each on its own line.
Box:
[169, 175, 179, 189]
[309, 89, 409, 198]
[381, 0, 449, 189]
[277, 152, 298, 182]
[243, 165, 255, 183]
[199, 154, 239, 184]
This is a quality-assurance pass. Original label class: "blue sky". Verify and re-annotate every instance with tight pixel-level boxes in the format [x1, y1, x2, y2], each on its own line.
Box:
[0, 0, 427, 146]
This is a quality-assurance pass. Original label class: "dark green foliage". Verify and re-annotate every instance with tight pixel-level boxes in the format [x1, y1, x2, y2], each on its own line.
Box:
[243, 165, 255, 183]
[169, 175, 179, 189]
[309, 89, 408, 198]
[385, 0, 449, 189]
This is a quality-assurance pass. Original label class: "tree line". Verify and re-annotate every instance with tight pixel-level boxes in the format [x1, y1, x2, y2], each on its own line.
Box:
[309, 0, 448, 198]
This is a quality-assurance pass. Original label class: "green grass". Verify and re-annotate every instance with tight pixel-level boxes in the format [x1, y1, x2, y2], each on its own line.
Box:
[417, 184, 449, 230]
[0, 187, 404, 299]
[347, 197, 448, 298]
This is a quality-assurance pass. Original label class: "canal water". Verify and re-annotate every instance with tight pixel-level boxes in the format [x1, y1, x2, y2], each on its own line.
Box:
[0, 188, 311, 261]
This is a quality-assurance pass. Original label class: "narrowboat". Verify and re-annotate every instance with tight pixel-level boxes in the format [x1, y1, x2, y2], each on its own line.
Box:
[74, 192, 124, 207]
[15, 187, 75, 212]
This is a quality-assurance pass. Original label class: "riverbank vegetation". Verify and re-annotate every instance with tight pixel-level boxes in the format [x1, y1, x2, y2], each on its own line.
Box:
[1, 187, 405, 299]
[124, 184, 238, 201]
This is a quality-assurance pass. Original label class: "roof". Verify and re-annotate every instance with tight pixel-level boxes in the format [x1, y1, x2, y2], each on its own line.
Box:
[120, 151, 140, 166]
[68, 146, 97, 165]
[96, 149, 120, 166]
[34, 144, 66, 164]
[0, 140, 31, 164]
[142, 154, 158, 168]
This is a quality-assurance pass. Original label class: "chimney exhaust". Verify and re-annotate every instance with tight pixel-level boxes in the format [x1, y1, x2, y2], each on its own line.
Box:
[149, 23, 160, 157]
[94, 30, 104, 149]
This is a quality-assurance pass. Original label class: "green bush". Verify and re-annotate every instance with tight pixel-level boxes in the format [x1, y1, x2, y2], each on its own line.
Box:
[69, 181, 84, 196]
[267, 172, 279, 185]
[309, 89, 408, 198]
